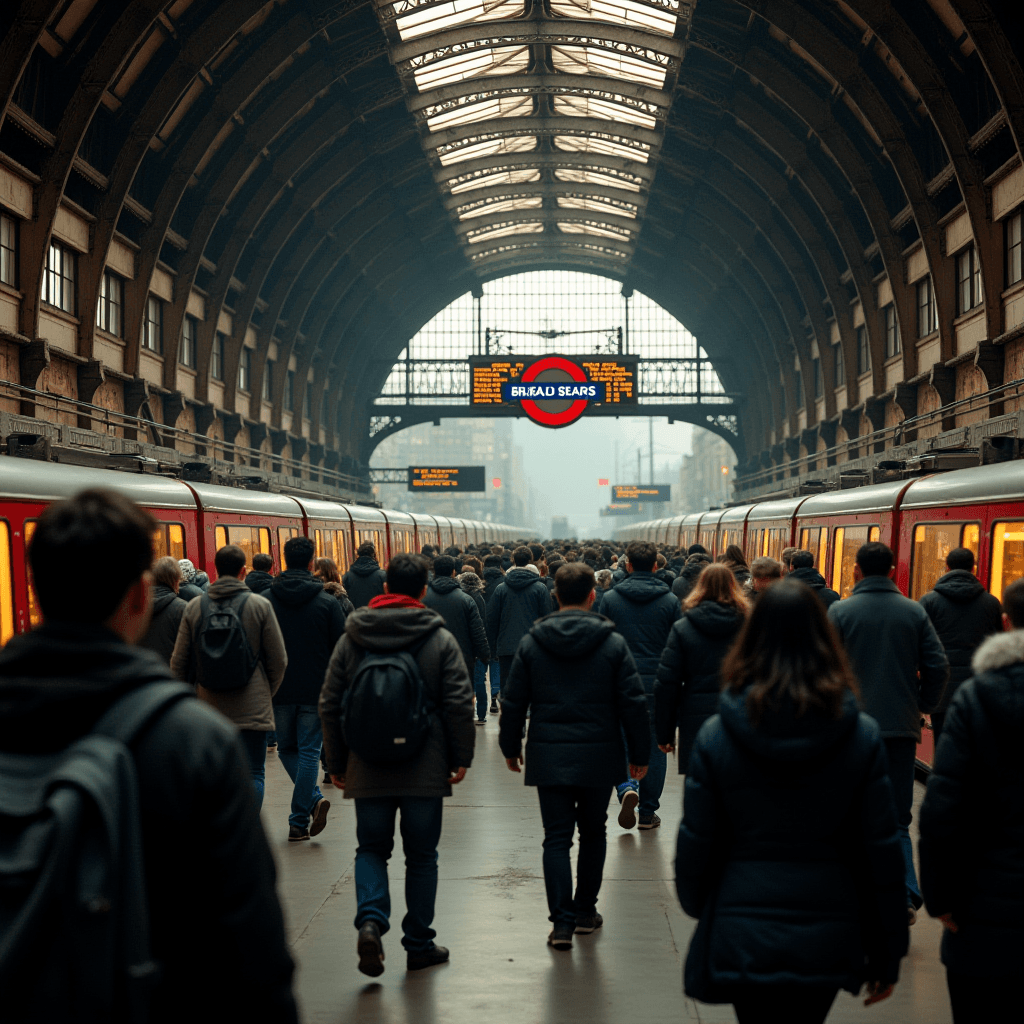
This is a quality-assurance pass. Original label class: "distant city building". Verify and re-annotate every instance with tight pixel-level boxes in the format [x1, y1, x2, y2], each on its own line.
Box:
[675, 430, 736, 514]
[550, 516, 571, 539]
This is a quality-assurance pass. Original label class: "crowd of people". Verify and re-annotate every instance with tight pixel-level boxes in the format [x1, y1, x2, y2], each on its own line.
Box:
[0, 489, 1019, 1024]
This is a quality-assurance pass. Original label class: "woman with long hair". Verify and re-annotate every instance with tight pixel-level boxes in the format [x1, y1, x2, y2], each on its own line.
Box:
[313, 557, 353, 616]
[654, 563, 747, 770]
[675, 579, 907, 1023]
[722, 543, 752, 586]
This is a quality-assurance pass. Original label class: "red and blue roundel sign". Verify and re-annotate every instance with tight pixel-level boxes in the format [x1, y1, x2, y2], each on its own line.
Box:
[503, 355, 606, 428]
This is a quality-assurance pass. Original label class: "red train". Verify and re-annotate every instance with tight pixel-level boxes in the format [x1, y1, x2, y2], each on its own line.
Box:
[623, 460, 1024, 769]
[0, 455, 521, 644]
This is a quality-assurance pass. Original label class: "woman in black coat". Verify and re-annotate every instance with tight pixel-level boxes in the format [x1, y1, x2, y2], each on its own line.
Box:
[654, 563, 746, 767]
[675, 580, 908, 1023]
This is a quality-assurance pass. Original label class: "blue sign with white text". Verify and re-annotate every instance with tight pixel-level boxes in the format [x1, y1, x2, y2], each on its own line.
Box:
[501, 381, 606, 402]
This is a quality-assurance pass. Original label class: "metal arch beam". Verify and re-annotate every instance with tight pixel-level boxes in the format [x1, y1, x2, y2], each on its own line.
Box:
[446, 181, 642, 211]
[434, 150, 656, 185]
[0, 0, 64, 124]
[462, 236, 634, 261]
[454, 206, 638, 234]
[422, 115, 663, 151]
[379, 0, 683, 25]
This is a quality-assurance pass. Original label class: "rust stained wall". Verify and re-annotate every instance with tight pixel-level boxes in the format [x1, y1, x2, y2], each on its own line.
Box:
[39, 356, 78, 426]
[955, 364, 987, 427]
[1003, 338, 1024, 413]
[0, 340, 20, 413]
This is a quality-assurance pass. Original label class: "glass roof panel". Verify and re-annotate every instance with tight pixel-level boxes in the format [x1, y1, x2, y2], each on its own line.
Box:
[457, 195, 544, 218]
[555, 167, 643, 191]
[558, 220, 633, 239]
[555, 134, 650, 163]
[552, 94, 657, 128]
[427, 94, 533, 131]
[549, 0, 679, 37]
[466, 221, 545, 243]
[449, 167, 541, 193]
[557, 195, 637, 217]
[551, 45, 668, 88]
[413, 45, 529, 90]
[438, 134, 537, 165]
[395, 0, 525, 42]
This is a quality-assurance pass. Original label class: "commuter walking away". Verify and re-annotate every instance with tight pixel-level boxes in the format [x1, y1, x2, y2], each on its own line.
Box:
[499, 562, 650, 950]
[655, 564, 747, 770]
[789, 549, 840, 607]
[177, 557, 205, 601]
[672, 550, 711, 601]
[319, 553, 474, 976]
[745, 556, 782, 600]
[918, 546, 1002, 744]
[139, 556, 187, 664]
[0, 489, 297, 1024]
[721, 544, 751, 587]
[677, 579, 908, 1023]
[343, 541, 388, 608]
[457, 567, 492, 723]
[486, 545, 552, 699]
[592, 568, 613, 614]
[171, 544, 288, 810]
[266, 536, 346, 841]
[423, 554, 490, 722]
[828, 542, 948, 921]
[246, 552, 276, 595]
[599, 540, 681, 831]
[781, 546, 799, 574]
[919, 577, 1023, 1024]
[314, 556, 355, 615]
[481, 553, 506, 712]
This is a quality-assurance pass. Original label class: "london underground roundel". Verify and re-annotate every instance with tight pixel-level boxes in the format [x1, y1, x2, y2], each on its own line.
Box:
[503, 355, 606, 428]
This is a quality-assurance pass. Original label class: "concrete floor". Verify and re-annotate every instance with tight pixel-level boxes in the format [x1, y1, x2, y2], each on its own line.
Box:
[261, 718, 953, 1024]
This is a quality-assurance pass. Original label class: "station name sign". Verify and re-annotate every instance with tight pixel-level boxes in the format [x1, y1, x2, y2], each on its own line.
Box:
[408, 466, 486, 492]
[612, 484, 671, 502]
[502, 381, 605, 402]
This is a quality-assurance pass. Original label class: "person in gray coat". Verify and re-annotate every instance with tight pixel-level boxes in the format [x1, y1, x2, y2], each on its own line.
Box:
[828, 541, 948, 919]
[319, 552, 475, 978]
[140, 556, 187, 663]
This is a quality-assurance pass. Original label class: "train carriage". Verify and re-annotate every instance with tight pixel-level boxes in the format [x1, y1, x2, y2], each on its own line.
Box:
[294, 497, 355, 572]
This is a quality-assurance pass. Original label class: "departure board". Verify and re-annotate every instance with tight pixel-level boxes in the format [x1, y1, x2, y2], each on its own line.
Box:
[612, 484, 671, 502]
[408, 466, 486, 491]
[469, 355, 638, 406]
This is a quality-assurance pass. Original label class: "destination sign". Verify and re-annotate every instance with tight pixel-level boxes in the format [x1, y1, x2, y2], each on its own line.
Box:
[502, 381, 606, 402]
[612, 484, 671, 502]
[408, 466, 486, 492]
[470, 355, 638, 407]
[601, 503, 640, 516]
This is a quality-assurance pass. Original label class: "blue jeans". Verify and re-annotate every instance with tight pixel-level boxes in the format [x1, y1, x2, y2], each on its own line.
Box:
[618, 693, 665, 817]
[238, 729, 268, 811]
[883, 737, 923, 909]
[488, 659, 500, 695]
[354, 796, 444, 953]
[473, 660, 488, 720]
[273, 704, 324, 830]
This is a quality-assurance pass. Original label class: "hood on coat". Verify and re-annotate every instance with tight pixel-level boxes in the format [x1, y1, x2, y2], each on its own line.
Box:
[971, 628, 1024, 673]
[529, 610, 615, 659]
[505, 567, 544, 592]
[349, 556, 382, 577]
[612, 572, 671, 603]
[207, 575, 249, 600]
[685, 600, 745, 638]
[932, 569, 986, 603]
[194, 572, 210, 589]
[458, 571, 484, 594]
[345, 603, 445, 653]
[428, 574, 461, 595]
[271, 569, 326, 607]
[524, 563, 541, 575]
[719, 687, 860, 762]
[151, 584, 180, 615]
[788, 567, 830, 591]
[681, 555, 712, 581]
[482, 566, 505, 582]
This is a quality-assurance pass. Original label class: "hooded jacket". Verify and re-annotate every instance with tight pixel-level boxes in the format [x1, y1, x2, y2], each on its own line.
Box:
[458, 571, 488, 635]
[486, 567, 553, 657]
[599, 571, 681, 690]
[482, 565, 505, 611]
[267, 569, 347, 706]
[319, 602, 475, 798]
[171, 576, 288, 731]
[788, 566, 840, 608]
[139, 583, 187, 664]
[655, 601, 746, 767]
[0, 624, 298, 1024]
[342, 556, 387, 609]
[245, 570, 275, 596]
[322, 580, 355, 617]
[498, 610, 651, 787]
[919, 569, 1003, 710]
[654, 567, 677, 585]
[672, 554, 712, 601]
[919, 630, 1024, 977]
[423, 573, 490, 672]
[828, 575, 949, 740]
[677, 688, 907, 1002]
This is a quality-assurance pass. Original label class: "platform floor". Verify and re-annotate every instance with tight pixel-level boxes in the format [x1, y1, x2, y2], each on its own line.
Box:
[261, 718, 953, 1024]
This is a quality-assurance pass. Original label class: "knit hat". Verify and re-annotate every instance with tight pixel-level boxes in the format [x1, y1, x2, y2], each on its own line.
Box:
[178, 558, 197, 583]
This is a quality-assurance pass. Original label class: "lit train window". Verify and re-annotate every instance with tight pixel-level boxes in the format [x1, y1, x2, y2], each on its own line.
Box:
[832, 526, 876, 599]
[0, 521, 13, 644]
[152, 523, 185, 562]
[799, 528, 828, 575]
[215, 525, 272, 570]
[911, 523, 980, 599]
[314, 530, 323, 558]
[356, 529, 384, 560]
[277, 526, 299, 557]
[24, 520, 40, 628]
[990, 523, 1024, 601]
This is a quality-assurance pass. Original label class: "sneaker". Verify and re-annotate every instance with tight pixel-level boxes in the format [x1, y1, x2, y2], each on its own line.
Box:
[574, 913, 603, 935]
[617, 788, 639, 829]
[407, 944, 449, 971]
[547, 925, 574, 950]
[490, 697, 499, 714]
[638, 813, 661, 830]
[322, 772, 332, 785]
[475, 718, 486, 726]
[288, 826, 309, 842]
[908, 906, 918, 926]
[309, 798, 330, 837]
[357, 921, 385, 977]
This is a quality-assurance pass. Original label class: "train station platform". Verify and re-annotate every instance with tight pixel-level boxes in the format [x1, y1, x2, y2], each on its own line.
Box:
[262, 721, 952, 1024]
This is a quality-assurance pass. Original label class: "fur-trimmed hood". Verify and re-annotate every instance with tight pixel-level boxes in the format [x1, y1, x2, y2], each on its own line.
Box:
[971, 628, 1024, 674]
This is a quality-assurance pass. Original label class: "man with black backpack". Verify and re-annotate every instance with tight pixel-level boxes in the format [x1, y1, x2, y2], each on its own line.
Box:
[171, 543, 288, 810]
[0, 489, 297, 1023]
[319, 552, 475, 978]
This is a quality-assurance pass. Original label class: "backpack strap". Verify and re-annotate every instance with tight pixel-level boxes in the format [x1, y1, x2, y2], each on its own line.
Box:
[92, 681, 195, 746]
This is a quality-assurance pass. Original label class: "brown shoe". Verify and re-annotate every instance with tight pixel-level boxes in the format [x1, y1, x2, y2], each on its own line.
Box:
[309, 797, 331, 837]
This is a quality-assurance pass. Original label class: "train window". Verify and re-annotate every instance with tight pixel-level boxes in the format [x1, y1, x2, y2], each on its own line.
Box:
[356, 529, 384, 560]
[215, 525, 272, 570]
[832, 526, 872, 599]
[152, 523, 185, 562]
[799, 528, 829, 576]
[0, 521, 13, 645]
[314, 530, 323, 558]
[870, 526, 880, 543]
[911, 523, 981, 599]
[23, 520, 40, 628]
[278, 527, 299, 555]
[990, 522, 1024, 600]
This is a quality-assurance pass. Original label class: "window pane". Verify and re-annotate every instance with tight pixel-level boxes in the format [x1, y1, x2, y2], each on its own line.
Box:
[0, 521, 14, 645]
[962, 523, 979, 561]
[833, 526, 870, 599]
[911, 523, 963, 599]
[226, 526, 256, 568]
[258, 528, 271, 555]
[314, 529, 323, 558]
[215, 526, 227, 552]
[152, 525, 168, 561]
[278, 526, 299, 554]
[869, 526, 880, 543]
[990, 522, 1024, 600]
[24, 520, 41, 628]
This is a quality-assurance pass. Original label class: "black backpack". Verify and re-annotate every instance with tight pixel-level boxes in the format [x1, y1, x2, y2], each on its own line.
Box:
[0, 681, 193, 1023]
[193, 592, 259, 692]
[341, 632, 437, 766]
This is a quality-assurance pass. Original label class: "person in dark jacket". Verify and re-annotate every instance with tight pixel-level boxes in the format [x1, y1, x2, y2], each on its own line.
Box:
[828, 542, 949, 918]
[314, 556, 355, 616]
[672, 552, 711, 601]
[486, 546, 552, 696]
[140, 555, 187, 663]
[745, 555, 782, 601]
[342, 542, 388, 608]
[721, 544, 751, 587]
[600, 540, 681, 831]
[654, 553, 676, 585]
[677, 579, 907, 1023]
[655, 564, 747, 769]
[246, 551, 276, 595]
[919, 578, 1024, 1024]
[480, 554, 506, 713]
[919, 546, 1003, 744]
[267, 536, 346, 841]
[177, 558, 205, 601]
[499, 561, 651, 950]
[789, 549, 840, 607]
[0, 488, 298, 1024]
[457, 568, 492, 724]
[319, 553, 474, 977]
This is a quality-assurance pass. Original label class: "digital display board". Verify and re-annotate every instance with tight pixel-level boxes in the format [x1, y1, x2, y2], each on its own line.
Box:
[600, 503, 640, 516]
[408, 466, 486, 492]
[470, 355, 638, 406]
[612, 484, 671, 502]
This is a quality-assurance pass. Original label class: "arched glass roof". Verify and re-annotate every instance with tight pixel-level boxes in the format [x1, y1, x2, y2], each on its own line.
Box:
[376, 0, 689, 274]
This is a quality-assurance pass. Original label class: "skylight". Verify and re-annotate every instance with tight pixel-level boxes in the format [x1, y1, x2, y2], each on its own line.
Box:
[551, 45, 669, 88]
[555, 167, 643, 191]
[394, 0, 525, 42]
[466, 221, 545, 243]
[558, 220, 633, 239]
[558, 195, 638, 216]
[548, 0, 679, 37]
[412, 46, 529, 90]
[456, 195, 545, 218]
[448, 167, 542, 193]
[437, 134, 537, 166]
[426, 94, 533, 131]
[555, 133, 650, 162]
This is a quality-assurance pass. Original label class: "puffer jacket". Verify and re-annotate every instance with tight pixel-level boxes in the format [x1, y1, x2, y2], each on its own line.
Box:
[458, 572, 488, 656]
[342, 556, 387, 609]
[498, 610, 650, 787]
[654, 600, 746, 767]
[140, 583, 187, 664]
[919, 629, 1024, 977]
[677, 688, 907, 1002]
[919, 569, 1003, 711]
[245, 570, 275, 595]
[672, 554, 711, 601]
[319, 600, 475, 798]
[788, 566, 840, 608]
[486, 567, 553, 656]
[423, 574, 490, 672]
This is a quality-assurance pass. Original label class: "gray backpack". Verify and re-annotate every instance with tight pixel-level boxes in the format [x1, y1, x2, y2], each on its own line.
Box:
[0, 681, 192, 1023]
